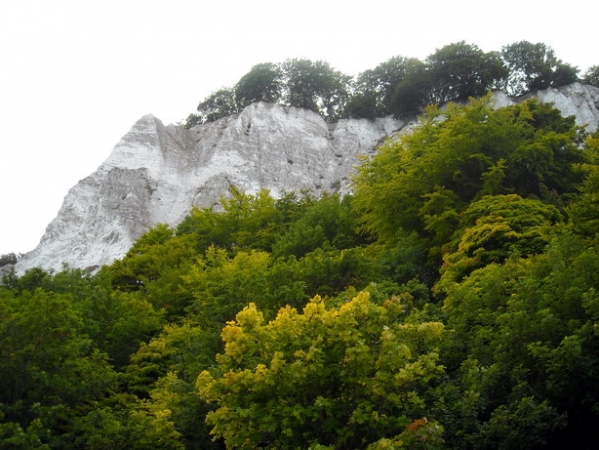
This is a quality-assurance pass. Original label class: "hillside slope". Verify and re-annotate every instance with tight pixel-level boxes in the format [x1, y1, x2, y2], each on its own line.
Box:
[16, 83, 599, 273]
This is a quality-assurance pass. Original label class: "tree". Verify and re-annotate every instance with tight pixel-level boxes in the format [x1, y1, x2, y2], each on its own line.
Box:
[501, 41, 579, 96]
[435, 194, 562, 288]
[0, 288, 123, 447]
[343, 90, 379, 119]
[425, 41, 508, 105]
[567, 131, 599, 237]
[282, 59, 351, 120]
[182, 248, 272, 327]
[349, 56, 427, 118]
[197, 292, 445, 449]
[234, 62, 283, 109]
[181, 113, 202, 129]
[196, 88, 238, 124]
[352, 96, 585, 244]
[582, 65, 599, 87]
[125, 323, 224, 449]
[176, 188, 284, 254]
[0, 252, 17, 268]
[438, 234, 599, 448]
[272, 193, 365, 259]
[391, 63, 431, 119]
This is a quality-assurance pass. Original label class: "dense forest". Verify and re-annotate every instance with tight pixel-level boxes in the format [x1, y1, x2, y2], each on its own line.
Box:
[2, 43, 599, 449]
[183, 40, 599, 128]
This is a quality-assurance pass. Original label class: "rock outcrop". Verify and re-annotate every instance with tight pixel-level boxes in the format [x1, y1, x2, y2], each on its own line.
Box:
[16, 83, 599, 273]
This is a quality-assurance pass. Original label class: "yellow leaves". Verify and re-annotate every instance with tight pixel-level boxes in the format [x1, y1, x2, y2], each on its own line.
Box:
[196, 290, 447, 447]
[339, 291, 371, 315]
[293, 345, 321, 363]
[195, 370, 216, 398]
[302, 294, 327, 319]
[233, 302, 264, 329]
[269, 351, 286, 373]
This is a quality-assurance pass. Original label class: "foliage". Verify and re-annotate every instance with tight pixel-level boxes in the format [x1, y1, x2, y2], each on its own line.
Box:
[184, 41, 582, 125]
[282, 59, 351, 120]
[424, 41, 508, 105]
[195, 88, 238, 124]
[0, 252, 18, 267]
[176, 187, 289, 255]
[582, 65, 599, 87]
[343, 89, 379, 119]
[353, 95, 585, 244]
[272, 193, 366, 258]
[438, 233, 599, 448]
[180, 113, 202, 130]
[235, 62, 283, 108]
[347, 56, 426, 118]
[568, 132, 599, 236]
[501, 41, 579, 95]
[197, 293, 445, 449]
[436, 194, 562, 287]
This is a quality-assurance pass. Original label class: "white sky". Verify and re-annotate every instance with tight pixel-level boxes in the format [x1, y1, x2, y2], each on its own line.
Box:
[0, 0, 596, 255]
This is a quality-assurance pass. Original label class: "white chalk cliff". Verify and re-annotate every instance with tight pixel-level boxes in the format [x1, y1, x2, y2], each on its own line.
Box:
[15, 83, 599, 273]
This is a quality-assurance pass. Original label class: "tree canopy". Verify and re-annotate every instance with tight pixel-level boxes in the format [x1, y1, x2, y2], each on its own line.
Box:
[234, 62, 283, 109]
[501, 41, 579, 95]
[582, 65, 599, 88]
[183, 40, 589, 127]
[352, 95, 585, 244]
[198, 293, 445, 449]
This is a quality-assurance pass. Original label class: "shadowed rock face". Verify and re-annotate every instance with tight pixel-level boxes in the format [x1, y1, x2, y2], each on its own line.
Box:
[16, 83, 599, 273]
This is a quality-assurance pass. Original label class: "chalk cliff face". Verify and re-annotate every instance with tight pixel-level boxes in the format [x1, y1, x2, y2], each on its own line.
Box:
[15, 83, 599, 273]
[17, 103, 402, 273]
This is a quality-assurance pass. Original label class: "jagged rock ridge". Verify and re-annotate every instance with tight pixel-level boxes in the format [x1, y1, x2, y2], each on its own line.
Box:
[16, 83, 599, 273]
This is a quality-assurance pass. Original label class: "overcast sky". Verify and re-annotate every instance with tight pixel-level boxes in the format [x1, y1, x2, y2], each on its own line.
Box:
[0, 0, 596, 256]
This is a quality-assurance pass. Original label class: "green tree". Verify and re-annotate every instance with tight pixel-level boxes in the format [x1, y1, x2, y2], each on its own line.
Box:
[197, 292, 445, 449]
[501, 41, 579, 95]
[349, 56, 427, 118]
[196, 88, 238, 123]
[435, 194, 562, 289]
[582, 65, 599, 87]
[72, 396, 185, 449]
[177, 188, 286, 255]
[425, 41, 507, 105]
[352, 96, 585, 244]
[343, 89, 379, 119]
[272, 193, 365, 259]
[0, 288, 121, 447]
[282, 59, 351, 120]
[438, 233, 599, 448]
[182, 248, 272, 326]
[235, 62, 283, 108]
[0, 252, 17, 268]
[125, 323, 224, 449]
[568, 132, 599, 237]
[391, 63, 431, 119]
[181, 113, 202, 129]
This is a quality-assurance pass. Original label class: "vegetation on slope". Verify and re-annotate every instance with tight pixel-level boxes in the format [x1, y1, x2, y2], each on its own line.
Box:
[3, 81, 599, 448]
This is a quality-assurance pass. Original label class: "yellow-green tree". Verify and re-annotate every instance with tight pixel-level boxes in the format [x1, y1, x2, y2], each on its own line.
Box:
[197, 292, 445, 449]
[353, 96, 585, 245]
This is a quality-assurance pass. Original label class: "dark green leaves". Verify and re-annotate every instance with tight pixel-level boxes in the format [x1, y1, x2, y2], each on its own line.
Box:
[502, 41, 579, 95]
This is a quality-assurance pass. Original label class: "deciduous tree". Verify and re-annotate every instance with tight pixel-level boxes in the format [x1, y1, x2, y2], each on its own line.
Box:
[235, 62, 283, 108]
[197, 293, 445, 449]
[502, 41, 579, 95]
